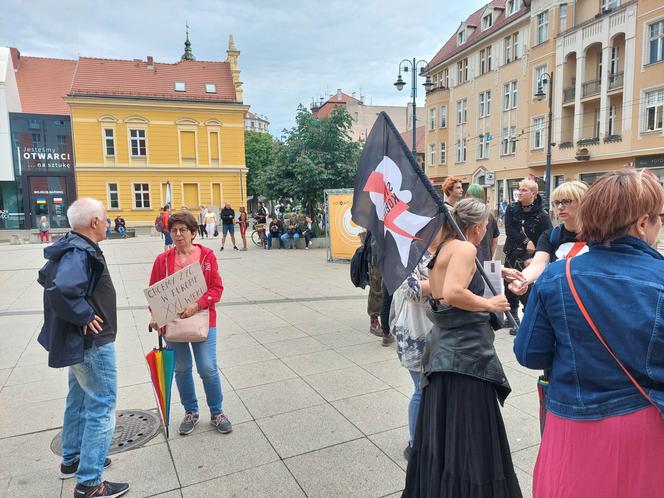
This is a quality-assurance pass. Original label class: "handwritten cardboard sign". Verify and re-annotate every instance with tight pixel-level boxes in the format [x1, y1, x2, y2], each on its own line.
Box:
[144, 263, 207, 327]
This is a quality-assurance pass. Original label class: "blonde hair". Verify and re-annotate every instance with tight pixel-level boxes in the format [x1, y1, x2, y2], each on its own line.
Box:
[551, 181, 588, 205]
[519, 179, 539, 193]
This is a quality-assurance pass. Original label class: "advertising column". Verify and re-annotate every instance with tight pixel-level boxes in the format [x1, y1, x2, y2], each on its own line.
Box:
[325, 189, 363, 261]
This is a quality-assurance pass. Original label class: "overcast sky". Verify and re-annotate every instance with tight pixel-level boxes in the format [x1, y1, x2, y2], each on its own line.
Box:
[1, 0, 486, 136]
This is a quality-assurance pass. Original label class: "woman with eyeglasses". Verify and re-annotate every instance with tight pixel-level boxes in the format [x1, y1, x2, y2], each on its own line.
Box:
[148, 211, 233, 436]
[508, 181, 589, 297]
[515, 170, 664, 497]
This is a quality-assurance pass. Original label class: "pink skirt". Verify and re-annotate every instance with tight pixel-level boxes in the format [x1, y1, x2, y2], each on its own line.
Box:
[533, 406, 664, 498]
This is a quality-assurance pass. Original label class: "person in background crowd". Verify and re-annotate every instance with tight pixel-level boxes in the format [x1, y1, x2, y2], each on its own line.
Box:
[252, 201, 268, 249]
[161, 206, 173, 251]
[105, 217, 111, 239]
[515, 169, 664, 497]
[204, 206, 217, 239]
[280, 215, 301, 249]
[301, 215, 317, 249]
[237, 206, 248, 251]
[113, 215, 126, 238]
[508, 181, 589, 297]
[442, 176, 464, 207]
[197, 206, 208, 238]
[39, 215, 50, 243]
[499, 199, 508, 223]
[503, 179, 552, 335]
[219, 202, 238, 251]
[466, 184, 500, 263]
[389, 239, 438, 461]
[38, 198, 129, 498]
[267, 217, 283, 249]
[360, 230, 383, 337]
[379, 282, 395, 346]
[148, 211, 232, 437]
[403, 198, 520, 498]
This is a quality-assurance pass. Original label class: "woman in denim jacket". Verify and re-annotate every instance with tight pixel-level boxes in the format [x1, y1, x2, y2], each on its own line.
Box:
[515, 169, 664, 498]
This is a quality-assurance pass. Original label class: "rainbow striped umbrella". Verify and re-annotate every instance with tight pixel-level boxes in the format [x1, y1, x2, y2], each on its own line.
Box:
[145, 333, 175, 438]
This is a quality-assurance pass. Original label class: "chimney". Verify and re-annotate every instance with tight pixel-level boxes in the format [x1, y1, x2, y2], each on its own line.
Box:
[146, 56, 154, 70]
[336, 88, 342, 101]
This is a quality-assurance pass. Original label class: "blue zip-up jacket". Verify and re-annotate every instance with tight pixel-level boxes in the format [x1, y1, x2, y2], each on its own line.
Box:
[37, 232, 105, 368]
[515, 236, 664, 420]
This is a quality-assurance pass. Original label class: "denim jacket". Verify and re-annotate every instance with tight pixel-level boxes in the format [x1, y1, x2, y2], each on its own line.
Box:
[515, 236, 664, 420]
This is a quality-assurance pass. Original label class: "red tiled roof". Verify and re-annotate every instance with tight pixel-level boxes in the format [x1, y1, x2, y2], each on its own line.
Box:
[427, 1, 529, 72]
[313, 91, 360, 118]
[70, 57, 237, 102]
[15, 55, 77, 115]
[399, 126, 425, 152]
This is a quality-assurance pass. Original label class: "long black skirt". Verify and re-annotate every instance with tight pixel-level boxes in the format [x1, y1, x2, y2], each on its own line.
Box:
[402, 372, 522, 498]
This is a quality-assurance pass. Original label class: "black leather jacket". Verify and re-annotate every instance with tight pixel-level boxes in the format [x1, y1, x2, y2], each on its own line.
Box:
[422, 302, 511, 404]
[503, 194, 551, 266]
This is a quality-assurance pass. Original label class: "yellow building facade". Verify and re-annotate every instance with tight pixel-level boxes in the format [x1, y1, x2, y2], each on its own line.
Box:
[66, 37, 249, 225]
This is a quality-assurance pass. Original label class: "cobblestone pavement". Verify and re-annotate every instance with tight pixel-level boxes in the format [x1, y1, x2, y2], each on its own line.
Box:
[0, 235, 539, 497]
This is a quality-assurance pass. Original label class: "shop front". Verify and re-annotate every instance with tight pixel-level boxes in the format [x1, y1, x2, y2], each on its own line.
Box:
[3, 113, 76, 229]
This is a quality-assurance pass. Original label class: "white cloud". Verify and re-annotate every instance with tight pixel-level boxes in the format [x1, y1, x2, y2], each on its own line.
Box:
[0, 0, 486, 134]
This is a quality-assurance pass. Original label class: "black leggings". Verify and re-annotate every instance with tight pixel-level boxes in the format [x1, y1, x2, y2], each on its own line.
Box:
[380, 282, 393, 336]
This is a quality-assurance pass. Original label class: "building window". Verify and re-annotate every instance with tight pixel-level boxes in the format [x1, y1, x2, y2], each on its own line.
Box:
[608, 105, 617, 135]
[104, 128, 115, 156]
[480, 47, 493, 74]
[205, 83, 216, 93]
[429, 144, 436, 166]
[479, 90, 492, 118]
[440, 105, 447, 128]
[477, 133, 490, 159]
[644, 89, 664, 132]
[31, 133, 41, 144]
[536, 11, 549, 45]
[559, 4, 568, 31]
[455, 138, 467, 163]
[429, 107, 436, 131]
[174, 81, 186, 92]
[129, 129, 146, 157]
[440, 142, 446, 164]
[482, 14, 493, 31]
[107, 183, 119, 209]
[457, 58, 468, 84]
[649, 20, 664, 64]
[534, 65, 547, 95]
[458, 31, 466, 45]
[180, 130, 196, 160]
[504, 36, 512, 64]
[532, 116, 545, 149]
[209, 131, 220, 161]
[57, 134, 67, 152]
[456, 98, 468, 124]
[610, 46, 619, 75]
[503, 80, 518, 110]
[506, 0, 519, 16]
[444, 68, 450, 88]
[133, 183, 150, 209]
[602, 0, 619, 12]
[514, 31, 521, 59]
[502, 127, 517, 155]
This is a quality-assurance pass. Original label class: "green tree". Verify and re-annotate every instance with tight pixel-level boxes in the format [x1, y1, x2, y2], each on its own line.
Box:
[258, 105, 361, 217]
[244, 130, 278, 198]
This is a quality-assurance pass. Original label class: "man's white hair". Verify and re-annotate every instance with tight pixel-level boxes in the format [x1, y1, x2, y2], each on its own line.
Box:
[67, 198, 105, 229]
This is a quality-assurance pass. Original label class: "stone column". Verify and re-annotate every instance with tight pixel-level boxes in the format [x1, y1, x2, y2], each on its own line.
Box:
[573, 55, 585, 142]
[598, 44, 610, 137]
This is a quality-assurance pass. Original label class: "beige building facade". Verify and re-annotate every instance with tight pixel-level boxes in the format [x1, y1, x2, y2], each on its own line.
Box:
[424, 0, 664, 210]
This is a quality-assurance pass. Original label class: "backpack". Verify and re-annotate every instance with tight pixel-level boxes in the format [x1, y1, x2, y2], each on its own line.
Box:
[350, 232, 371, 289]
[155, 215, 164, 233]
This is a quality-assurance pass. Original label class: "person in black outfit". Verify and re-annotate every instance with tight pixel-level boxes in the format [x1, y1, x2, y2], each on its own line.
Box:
[219, 202, 238, 251]
[252, 201, 268, 248]
[267, 217, 283, 249]
[502, 179, 552, 334]
[300, 215, 317, 249]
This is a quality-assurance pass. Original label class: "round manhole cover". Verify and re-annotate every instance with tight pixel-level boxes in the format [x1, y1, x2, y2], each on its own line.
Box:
[51, 409, 162, 456]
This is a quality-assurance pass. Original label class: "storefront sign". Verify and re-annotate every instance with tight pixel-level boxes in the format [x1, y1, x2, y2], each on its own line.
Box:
[19, 146, 73, 171]
[635, 154, 664, 169]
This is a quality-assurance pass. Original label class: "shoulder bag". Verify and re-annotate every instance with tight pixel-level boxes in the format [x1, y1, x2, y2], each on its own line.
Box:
[163, 256, 209, 343]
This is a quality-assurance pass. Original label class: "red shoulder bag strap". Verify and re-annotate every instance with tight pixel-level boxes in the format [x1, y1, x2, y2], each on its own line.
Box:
[566, 241, 586, 259]
[565, 257, 657, 409]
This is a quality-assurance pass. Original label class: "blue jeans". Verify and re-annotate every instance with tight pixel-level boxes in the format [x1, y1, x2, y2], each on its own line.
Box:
[167, 327, 223, 416]
[280, 232, 300, 248]
[61, 343, 117, 486]
[268, 231, 281, 249]
[408, 370, 422, 447]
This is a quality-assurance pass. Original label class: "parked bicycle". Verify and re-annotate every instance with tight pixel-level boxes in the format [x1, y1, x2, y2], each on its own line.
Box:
[251, 222, 268, 248]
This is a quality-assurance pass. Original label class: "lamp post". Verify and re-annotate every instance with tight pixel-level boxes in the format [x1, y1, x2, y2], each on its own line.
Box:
[535, 70, 554, 211]
[394, 58, 433, 155]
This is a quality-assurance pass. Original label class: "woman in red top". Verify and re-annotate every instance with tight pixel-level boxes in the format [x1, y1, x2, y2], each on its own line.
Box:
[237, 206, 248, 251]
[148, 211, 232, 436]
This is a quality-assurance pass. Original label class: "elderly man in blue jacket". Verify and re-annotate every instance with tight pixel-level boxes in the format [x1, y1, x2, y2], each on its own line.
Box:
[37, 198, 129, 498]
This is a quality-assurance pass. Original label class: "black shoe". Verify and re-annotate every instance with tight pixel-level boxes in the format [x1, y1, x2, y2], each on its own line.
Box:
[220, 246, 224, 251]
[403, 445, 412, 461]
[74, 480, 129, 497]
[60, 458, 111, 479]
[233, 246, 239, 250]
[381, 333, 395, 347]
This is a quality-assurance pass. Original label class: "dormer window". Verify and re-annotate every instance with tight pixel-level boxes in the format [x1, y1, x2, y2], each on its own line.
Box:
[506, 0, 519, 15]
[482, 14, 493, 31]
[205, 83, 217, 93]
[174, 81, 186, 92]
[457, 31, 466, 45]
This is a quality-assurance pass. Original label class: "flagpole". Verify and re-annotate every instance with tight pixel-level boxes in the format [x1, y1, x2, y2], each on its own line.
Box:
[382, 114, 518, 330]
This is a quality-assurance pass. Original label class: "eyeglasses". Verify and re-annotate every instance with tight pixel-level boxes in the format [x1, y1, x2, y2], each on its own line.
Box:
[659, 213, 664, 224]
[169, 227, 191, 235]
[552, 199, 574, 208]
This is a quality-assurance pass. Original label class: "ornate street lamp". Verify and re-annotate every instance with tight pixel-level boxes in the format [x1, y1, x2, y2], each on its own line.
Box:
[535, 71, 554, 211]
[394, 58, 431, 155]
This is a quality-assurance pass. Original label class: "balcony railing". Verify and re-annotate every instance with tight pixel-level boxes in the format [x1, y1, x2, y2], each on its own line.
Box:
[577, 137, 600, 146]
[563, 87, 576, 103]
[608, 71, 624, 90]
[582, 79, 601, 98]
